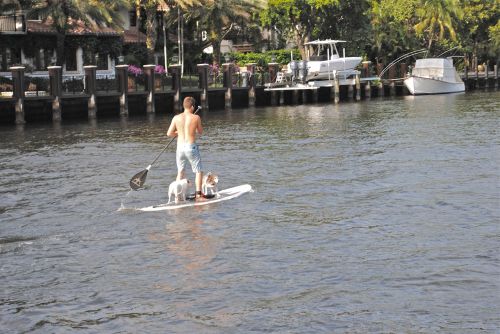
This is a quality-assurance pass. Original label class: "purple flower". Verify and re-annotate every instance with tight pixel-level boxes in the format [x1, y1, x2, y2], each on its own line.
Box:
[128, 65, 143, 76]
[209, 63, 220, 75]
[155, 65, 166, 74]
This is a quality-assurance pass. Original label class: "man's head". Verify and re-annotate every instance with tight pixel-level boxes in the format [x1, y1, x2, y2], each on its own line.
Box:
[183, 97, 196, 112]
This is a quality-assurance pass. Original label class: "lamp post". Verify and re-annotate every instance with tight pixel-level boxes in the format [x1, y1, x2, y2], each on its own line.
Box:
[163, 24, 168, 72]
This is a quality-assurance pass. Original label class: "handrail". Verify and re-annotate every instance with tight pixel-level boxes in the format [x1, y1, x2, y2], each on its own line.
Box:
[436, 46, 460, 58]
[379, 49, 427, 79]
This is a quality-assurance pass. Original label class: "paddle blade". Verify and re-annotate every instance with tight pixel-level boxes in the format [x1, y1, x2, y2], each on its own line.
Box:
[129, 169, 148, 190]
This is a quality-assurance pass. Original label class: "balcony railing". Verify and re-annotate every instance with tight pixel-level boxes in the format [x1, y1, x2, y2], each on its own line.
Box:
[0, 14, 27, 34]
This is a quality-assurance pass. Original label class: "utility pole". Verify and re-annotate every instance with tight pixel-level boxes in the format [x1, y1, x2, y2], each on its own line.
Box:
[177, 7, 184, 77]
[163, 23, 168, 71]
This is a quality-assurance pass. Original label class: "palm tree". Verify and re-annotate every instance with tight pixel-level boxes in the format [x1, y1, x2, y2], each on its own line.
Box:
[414, 0, 463, 52]
[189, 0, 267, 64]
[27, 0, 128, 66]
[131, 0, 201, 63]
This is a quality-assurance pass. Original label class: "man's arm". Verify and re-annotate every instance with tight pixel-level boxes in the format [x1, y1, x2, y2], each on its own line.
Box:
[167, 117, 177, 137]
[196, 115, 203, 136]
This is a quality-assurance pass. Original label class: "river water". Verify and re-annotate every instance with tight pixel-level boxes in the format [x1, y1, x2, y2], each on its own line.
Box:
[1, 91, 499, 333]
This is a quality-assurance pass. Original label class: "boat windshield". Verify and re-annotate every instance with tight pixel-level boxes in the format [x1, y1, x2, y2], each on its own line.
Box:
[305, 40, 343, 61]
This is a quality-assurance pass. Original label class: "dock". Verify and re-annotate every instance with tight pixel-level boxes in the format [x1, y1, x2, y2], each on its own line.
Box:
[0, 62, 498, 125]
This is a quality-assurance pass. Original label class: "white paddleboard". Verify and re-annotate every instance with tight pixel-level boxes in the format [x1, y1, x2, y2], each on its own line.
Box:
[138, 184, 252, 212]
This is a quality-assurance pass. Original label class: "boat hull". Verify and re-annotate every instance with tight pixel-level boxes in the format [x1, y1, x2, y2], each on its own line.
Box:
[404, 76, 465, 95]
[306, 57, 362, 81]
[287, 57, 362, 82]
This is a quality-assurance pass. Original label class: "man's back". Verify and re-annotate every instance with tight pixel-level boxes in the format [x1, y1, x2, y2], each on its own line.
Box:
[173, 112, 202, 145]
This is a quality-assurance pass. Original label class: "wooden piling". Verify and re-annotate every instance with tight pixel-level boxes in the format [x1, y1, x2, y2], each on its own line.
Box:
[84, 65, 97, 119]
[143, 65, 156, 113]
[197, 64, 209, 111]
[115, 65, 128, 116]
[465, 63, 469, 80]
[10, 66, 25, 124]
[293, 89, 299, 104]
[222, 63, 233, 110]
[268, 62, 279, 106]
[364, 82, 371, 99]
[388, 67, 396, 96]
[279, 90, 285, 105]
[334, 74, 340, 104]
[378, 81, 384, 97]
[168, 64, 182, 112]
[48, 66, 62, 121]
[474, 56, 479, 85]
[355, 73, 361, 101]
[312, 88, 318, 103]
[348, 83, 354, 99]
[246, 63, 256, 107]
[485, 61, 489, 89]
[390, 82, 396, 96]
[494, 63, 498, 88]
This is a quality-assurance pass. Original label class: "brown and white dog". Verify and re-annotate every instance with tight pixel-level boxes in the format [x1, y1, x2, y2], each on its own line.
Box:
[168, 178, 190, 204]
[202, 172, 219, 197]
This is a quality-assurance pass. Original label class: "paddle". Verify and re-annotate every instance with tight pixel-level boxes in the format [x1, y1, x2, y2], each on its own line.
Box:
[129, 106, 201, 190]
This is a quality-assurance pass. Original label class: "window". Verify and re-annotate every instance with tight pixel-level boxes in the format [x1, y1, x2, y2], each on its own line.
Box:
[129, 11, 137, 27]
[0, 49, 6, 72]
[34, 49, 44, 71]
[10, 48, 21, 65]
[33, 49, 53, 71]
[65, 48, 77, 71]
[0, 48, 21, 71]
[97, 53, 108, 70]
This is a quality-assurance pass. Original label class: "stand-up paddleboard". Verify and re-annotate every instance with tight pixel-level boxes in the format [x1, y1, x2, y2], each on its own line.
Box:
[138, 184, 252, 212]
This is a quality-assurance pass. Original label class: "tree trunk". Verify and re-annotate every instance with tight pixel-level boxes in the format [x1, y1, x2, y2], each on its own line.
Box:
[427, 35, 433, 53]
[294, 29, 309, 60]
[145, 6, 157, 64]
[212, 39, 221, 65]
[56, 32, 65, 67]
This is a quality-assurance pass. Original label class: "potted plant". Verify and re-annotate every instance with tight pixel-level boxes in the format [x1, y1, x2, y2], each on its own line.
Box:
[154, 65, 166, 89]
[127, 65, 143, 90]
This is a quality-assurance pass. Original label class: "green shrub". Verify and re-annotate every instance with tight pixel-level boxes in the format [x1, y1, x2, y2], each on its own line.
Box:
[228, 49, 300, 67]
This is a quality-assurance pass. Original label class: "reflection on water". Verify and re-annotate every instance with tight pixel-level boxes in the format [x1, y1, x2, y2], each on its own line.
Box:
[0, 91, 499, 332]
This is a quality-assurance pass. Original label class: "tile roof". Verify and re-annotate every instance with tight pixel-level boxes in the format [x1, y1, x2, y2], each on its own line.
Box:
[27, 19, 120, 36]
[123, 29, 147, 44]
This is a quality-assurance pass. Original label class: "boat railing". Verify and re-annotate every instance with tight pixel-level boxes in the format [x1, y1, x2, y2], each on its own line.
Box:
[379, 49, 427, 79]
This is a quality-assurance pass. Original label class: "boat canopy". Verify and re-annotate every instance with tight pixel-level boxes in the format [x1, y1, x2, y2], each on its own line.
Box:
[305, 40, 347, 45]
[415, 58, 454, 69]
[412, 58, 462, 83]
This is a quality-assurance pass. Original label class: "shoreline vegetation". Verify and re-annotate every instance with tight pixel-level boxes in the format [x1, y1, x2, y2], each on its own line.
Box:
[0, 0, 498, 71]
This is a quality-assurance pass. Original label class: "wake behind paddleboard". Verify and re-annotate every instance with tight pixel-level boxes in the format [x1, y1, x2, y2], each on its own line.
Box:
[137, 184, 252, 212]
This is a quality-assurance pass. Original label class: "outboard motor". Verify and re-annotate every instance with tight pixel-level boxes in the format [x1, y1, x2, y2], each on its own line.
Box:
[299, 60, 308, 83]
[290, 61, 299, 83]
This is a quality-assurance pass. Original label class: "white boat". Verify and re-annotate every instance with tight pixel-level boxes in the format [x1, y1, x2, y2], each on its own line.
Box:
[286, 39, 362, 82]
[404, 58, 465, 95]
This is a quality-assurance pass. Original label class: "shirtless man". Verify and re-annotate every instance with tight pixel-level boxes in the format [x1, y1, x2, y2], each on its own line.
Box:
[167, 97, 205, 199]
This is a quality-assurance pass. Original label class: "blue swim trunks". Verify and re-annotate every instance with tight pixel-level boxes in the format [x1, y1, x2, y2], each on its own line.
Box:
[176, 143, 203, 173]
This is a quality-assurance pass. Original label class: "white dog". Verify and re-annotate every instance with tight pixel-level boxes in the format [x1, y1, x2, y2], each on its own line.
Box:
[168, 179, 190, 204]
[202, 172, 219, 198]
